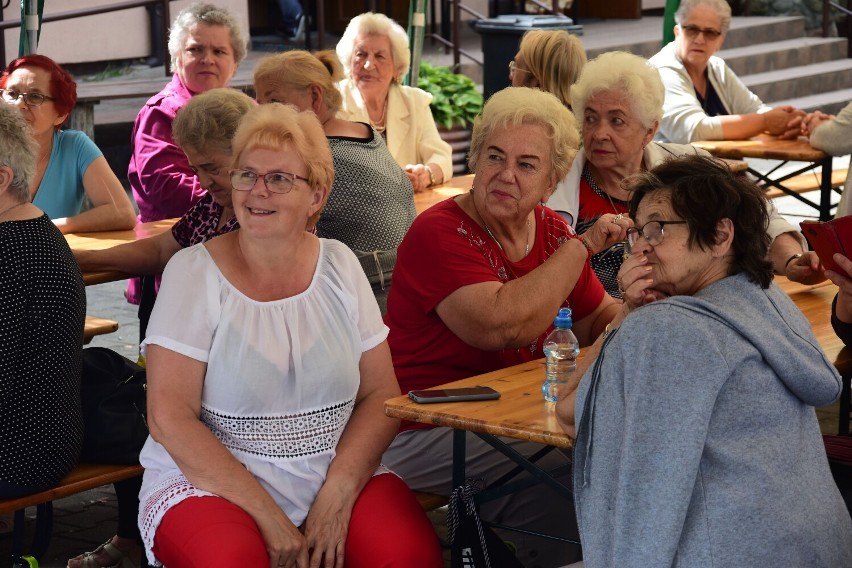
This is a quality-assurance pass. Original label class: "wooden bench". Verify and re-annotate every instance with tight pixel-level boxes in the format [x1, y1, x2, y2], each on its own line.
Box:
[413, 490, 449, 512]
[84, 315, 119, 344]
[765, 168, 847, 200]
[1, 463, 143, 562]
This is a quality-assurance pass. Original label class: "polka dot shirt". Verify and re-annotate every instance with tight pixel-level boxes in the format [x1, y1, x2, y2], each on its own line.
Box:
[0, 214, 85, 489]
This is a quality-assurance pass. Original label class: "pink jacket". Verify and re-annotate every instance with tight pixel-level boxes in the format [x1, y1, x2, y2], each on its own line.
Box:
[128, 74, 204, 223]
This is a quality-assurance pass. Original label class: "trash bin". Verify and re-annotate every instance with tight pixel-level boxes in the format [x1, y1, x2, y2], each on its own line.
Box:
[472, 15, 583, 100]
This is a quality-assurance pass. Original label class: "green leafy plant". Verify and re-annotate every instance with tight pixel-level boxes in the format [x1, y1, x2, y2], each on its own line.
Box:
[417, 62, 483, 130]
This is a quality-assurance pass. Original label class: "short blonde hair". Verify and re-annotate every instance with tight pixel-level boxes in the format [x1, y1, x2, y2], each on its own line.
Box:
[468, 87, 579, 183]
[254, 50, 344, 113]
[570, 51, 664, 130]
[230, 104, 334, 227]
[168, 3, 247, 73]
[675, 0, 731, 33]
[336, 12, 410, 82]
[518, 29, 587, 108]
[173, 88, 255, 154]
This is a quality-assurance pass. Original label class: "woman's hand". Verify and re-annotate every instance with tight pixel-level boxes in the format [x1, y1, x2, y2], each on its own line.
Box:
[802, 111, 835, 137]
[763, 106, 805, 138]
[617, 251, 667, 311]
[303, 483, 355, 568]
[403, 163, 435, 193]
[786, 251, 827, 285]
[255, 511, 309, 568]
[580, 213, 633, 254]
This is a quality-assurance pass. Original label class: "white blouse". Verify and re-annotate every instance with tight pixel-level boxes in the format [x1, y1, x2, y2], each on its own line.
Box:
[137, 239, 388, 564]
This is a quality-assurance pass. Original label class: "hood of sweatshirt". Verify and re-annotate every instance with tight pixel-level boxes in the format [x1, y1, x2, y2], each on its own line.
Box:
[664, 272, 841, 406]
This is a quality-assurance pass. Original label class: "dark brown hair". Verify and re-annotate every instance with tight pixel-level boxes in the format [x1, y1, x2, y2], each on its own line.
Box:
[627, 154, 773, 288]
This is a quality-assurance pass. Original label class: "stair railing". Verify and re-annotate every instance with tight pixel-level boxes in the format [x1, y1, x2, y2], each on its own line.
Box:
[0, 0, 171, 75]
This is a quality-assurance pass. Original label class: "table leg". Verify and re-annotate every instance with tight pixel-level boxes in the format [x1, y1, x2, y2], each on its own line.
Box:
[452, 428, 466, 490]
[820, 156, 835, 222]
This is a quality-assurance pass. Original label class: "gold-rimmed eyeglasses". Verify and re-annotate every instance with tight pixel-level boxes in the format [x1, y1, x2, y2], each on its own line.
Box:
[680, 24, 723, 40]
[0, 89, 54, 107]
[508, 60, 532, 76]
[230, 169, 309, 194]
[626, 220, 688, 248]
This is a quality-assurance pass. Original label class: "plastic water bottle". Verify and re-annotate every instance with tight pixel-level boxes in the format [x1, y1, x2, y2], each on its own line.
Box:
[542, 308, 580, 402]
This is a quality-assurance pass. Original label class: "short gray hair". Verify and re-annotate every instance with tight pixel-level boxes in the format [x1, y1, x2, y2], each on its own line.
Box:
[0, 102, 36, 201]
[336, 12, 411, 82]
[675, 0, 732, 34]
[168, 3, 247, 73]
[570, 51, 665, 130]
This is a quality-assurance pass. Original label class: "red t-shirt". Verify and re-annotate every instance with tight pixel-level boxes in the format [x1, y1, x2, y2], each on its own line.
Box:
[386, 199, 606, 431]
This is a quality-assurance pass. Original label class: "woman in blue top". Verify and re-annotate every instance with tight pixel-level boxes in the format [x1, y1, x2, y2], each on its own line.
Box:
[0, 54, 136, 233]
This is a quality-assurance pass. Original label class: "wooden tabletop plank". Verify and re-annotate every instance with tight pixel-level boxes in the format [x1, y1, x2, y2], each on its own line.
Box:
[693, 135, 828, 162]
[387, 275, 849, 449]
[84, 315, 119, 344]
[66, 219, 177, 285]
[414, 173, 472, 215]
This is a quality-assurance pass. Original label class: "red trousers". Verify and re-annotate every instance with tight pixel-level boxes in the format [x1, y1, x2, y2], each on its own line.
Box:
[152, 473, 443, 567]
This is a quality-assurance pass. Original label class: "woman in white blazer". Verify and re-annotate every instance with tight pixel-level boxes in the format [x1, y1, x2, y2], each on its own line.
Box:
[336, 12, 452, 192]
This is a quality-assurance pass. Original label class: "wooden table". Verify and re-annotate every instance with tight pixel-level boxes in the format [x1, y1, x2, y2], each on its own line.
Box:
[386, 275, 852, 489]
[66, 219, 177, 285]
[693, 135, 835, 221]
[414, 173, 472, 215]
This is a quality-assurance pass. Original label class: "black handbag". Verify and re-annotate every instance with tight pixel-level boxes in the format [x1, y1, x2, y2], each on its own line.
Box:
[447, 479, 524, 568]
[79, 347, 148, 464]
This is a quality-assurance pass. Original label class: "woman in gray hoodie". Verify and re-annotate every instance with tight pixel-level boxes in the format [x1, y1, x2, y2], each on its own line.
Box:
[566, 154, 852, 567]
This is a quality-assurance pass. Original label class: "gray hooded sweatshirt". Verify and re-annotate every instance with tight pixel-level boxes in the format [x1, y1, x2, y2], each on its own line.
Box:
[574, 273, 852, 567]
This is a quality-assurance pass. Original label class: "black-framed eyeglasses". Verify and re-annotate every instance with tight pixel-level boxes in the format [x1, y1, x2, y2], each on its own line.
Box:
[626, 220, 687, 247]
[0, 89, 54, 107]
[508, 60, 532, 76]
[680, 24, 722, 40]
[229, 169, 309, 194]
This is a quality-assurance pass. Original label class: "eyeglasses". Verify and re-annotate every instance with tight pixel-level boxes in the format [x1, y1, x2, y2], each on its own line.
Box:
[626, 220, 687, 247]
[508, 61, 532, 76]
[229, 169, 309, 194]
[0, 89, 54, 107]
[680, 25, 723, 40]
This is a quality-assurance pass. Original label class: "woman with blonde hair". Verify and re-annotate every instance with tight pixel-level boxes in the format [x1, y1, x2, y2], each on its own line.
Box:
[137, 103, 442, 567]
[254, 49, 414, 313]
[383, 87, 618, 566]
[509, 28, 586, 108]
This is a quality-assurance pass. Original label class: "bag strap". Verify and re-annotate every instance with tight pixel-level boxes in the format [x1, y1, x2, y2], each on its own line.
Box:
[447, 479, 492, 568]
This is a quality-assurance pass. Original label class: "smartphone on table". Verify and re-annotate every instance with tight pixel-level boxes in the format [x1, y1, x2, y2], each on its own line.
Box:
[408, 386, 501, 404]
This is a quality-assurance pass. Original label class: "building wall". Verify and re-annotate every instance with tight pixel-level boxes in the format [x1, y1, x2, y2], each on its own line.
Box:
[1, 0, 249, 67]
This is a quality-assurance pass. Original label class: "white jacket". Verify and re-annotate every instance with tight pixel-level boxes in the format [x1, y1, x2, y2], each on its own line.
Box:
[337, 79, 453, 182]
[809, 101, 852, 217]
[649, 42, 770, 143]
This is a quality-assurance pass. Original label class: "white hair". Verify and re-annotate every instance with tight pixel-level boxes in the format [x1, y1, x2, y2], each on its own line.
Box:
[336, 12, 411, 82]
[0, 102, 36, 201]
[570, 51, 665, 130]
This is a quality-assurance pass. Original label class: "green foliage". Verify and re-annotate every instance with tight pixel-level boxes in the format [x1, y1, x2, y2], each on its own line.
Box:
[417, 62, 483, 130]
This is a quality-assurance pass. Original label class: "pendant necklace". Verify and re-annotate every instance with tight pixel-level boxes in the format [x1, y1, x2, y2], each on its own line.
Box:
[470, 188, 530, 257]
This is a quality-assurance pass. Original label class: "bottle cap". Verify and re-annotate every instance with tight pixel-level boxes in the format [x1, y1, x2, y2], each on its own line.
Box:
[554, 307, 572, 328]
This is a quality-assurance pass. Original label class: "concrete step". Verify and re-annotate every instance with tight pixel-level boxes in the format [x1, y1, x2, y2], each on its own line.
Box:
[772, 87, 852, 115]
[719, 36, 848, 76]
[583, 15, 806, 60]
[744, 59, 852, 102]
